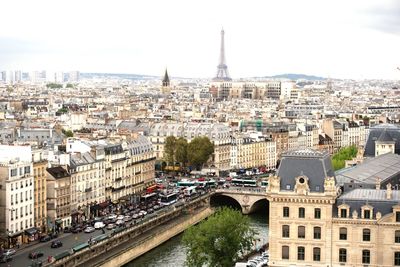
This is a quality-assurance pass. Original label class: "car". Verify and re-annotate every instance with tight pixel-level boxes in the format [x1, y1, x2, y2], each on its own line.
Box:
[49, 232, 58, 239]
[28, 251, 44, 259]
[123, 216, 132, 222]
[108, 214, 117, 220]
[71, 226, 83, 233]
[50, 240, 62, 248]
[2, 249, 16, 256]
[0, 255, 12, 263]
[40, 235, 51, 242]
[84, 226, 95, 233]
[115, 219, 124, 226]
[117, 215, 124, 220]
[132, 214, 139, 219]
[94, 222, 106, 229]
[106, 223, 116, 230]
[63, 226, 71, 233]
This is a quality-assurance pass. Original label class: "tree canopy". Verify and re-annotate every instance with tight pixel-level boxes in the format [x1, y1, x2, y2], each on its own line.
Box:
[175, 137, 188, 168]
[332, 145, 358, 170]
[164, 136, 177, 166]
[62, 129, 74, 138]
[187, 136, 214, 170]
[46, 83, 63, 89]
[182, 207, 256, 267]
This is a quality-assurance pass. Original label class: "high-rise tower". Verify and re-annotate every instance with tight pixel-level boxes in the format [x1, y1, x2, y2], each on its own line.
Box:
[213, 28, 232, 81]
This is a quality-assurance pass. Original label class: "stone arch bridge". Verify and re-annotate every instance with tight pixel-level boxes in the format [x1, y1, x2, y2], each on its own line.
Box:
[211, 188, 268, 214]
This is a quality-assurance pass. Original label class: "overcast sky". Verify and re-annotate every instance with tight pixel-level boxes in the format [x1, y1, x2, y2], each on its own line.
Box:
[0, 0, 399, 79]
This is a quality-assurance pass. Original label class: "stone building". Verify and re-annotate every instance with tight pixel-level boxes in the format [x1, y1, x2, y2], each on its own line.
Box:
[266, 149, 400, 267]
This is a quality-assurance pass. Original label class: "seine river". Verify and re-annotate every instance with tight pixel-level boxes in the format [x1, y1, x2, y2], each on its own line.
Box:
[125, 211, 269, 267]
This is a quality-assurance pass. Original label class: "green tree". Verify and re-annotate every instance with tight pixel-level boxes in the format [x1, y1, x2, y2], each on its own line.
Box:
[182, 207, 256, 267]
[331, 145, 358, 171]
[175, 137, 188, 170]
[187, 136, 214, 170]
[62, 129, 74, 138]
[164, 136, 177, 166]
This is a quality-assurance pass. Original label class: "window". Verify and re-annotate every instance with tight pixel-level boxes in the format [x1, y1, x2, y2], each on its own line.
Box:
[362, 250, 370, 264]
[340, 209, 347, 218]
[314, 226, 321, 239]
[282, 225, 290, 238]
[339, 248, 347, 263]
[313, 247, 321, 261]
[286, 184, 291, 190]
[314, 208, 321, 219]
[298, 246, 305, 260]
[298, 226, 305, 238]
[395, 230, 400, 243]
[24, 166, 30, 174]
[396, 212, 400, 222]
[10, 169, 17, 177]
[395, 252, 400, 266]
[299, 207, 305, 218]
[282, 246, 289, 260]
[363, 229, 371, 241]
[364, 209, 371, 219]
[339, 227, 347, 240]
[283, 207, 289, 217]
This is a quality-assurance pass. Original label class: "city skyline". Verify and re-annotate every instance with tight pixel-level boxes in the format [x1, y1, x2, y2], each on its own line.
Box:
[0, 0, 399, 80]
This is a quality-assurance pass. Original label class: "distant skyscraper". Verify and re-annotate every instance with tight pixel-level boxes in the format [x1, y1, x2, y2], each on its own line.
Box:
[14, 70, 22, 83]
[69, 71, 80, 82]
[213, 28, 232, 81]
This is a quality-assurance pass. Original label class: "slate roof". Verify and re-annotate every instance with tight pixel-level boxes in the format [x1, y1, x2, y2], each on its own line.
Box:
[364, 123, 400, 156]
[277, 149, 335, 192]
[376, 128, 395, 143]
[335, 153, 400, 185]
[335, 188, 400, 218]
[47, 166, 70, 179]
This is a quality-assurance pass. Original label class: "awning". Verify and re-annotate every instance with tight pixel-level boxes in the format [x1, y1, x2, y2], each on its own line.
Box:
[8, 231, 22, 238]
[99, 201, 109, 209]
[24, 227, 38, 236]
[55, 219, 63, 224]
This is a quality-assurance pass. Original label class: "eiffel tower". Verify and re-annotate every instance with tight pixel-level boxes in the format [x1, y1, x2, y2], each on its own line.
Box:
[213, 28, 232, 81]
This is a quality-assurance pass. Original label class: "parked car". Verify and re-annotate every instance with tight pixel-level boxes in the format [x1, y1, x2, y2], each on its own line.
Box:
[116, 219, 124, 226]
[108, 214, 117, 220]
[106, 223, 116, 230]
[50, 240, 62, 248]
[71, 226, 83, 233]
[2, 249, 16, 256]
[40, 235, 51, 242]
[49, 232, 58, 239]
[84, 226, 95, 233]
[117, 215, 124, 220]
[63, 226, 71, 233]
[0, 255, 12, 263]
[29, 251, 44, 259]
[123, 216, 132, 222]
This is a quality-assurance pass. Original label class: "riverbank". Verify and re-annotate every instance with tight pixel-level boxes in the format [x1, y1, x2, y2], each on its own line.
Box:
[90, 207, 214, 267]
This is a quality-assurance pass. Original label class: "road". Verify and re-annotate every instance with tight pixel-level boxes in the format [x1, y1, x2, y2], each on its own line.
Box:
[1, 228, 113, 267]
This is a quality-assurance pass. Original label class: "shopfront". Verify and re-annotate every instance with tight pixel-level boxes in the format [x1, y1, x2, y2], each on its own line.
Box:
[24, 227, 39, 243]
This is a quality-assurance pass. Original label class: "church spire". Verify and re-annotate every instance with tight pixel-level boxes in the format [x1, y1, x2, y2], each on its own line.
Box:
[162, 68, 170, 87]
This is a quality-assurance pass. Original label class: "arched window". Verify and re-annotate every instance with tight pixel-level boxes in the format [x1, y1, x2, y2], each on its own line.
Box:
[362, 250, 370, 264]
[282, 246, 289, 260]
[362, 229, 370, 241]
[282, 225, 290, 238]
[314, 226, 321, 239]
[298, 226, 305, 238]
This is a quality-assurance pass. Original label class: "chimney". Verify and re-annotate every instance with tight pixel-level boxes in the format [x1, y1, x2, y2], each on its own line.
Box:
[386, 183, 392, 200]
[376, 177, 381, 190]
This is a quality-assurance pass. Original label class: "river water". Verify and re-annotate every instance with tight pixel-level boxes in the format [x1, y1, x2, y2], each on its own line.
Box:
[125, 211, 269, 267]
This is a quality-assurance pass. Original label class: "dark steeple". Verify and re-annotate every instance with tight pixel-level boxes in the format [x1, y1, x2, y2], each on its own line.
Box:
[162, 69, 170, 87]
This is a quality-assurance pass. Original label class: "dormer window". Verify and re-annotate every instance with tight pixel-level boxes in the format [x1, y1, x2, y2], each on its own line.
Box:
[361, 205, 373, 219]
[396, 212, 400, 222]
[364, 210, 371, 219]
[340, 209, 347, 218]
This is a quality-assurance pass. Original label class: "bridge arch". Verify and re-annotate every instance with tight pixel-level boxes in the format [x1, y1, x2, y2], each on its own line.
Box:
[248, 198, 269, 215]
[210, 194, 242, 210]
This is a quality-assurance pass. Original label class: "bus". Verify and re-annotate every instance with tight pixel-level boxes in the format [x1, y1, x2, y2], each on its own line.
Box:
[260, 180, 268, 188]
[206, 180, 217, 188]
[177, 181, 196, 187]
[146, 184, 158, 193]
[184, 186, 197, 197]
[160, 193, 178, 206]
[231, 178, 257, 187]
[141, 192, 158, 203]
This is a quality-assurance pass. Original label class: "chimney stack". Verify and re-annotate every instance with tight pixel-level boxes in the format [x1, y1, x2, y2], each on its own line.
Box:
[376, 177, 381, 190]
[386, 183, 392, 200]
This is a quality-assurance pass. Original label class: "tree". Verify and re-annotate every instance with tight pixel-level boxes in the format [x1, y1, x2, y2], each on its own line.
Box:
[331, 145, 358, 171]
[164, 136, 177, 166]
[175, 137, 188, 170]
[182, 207, 256, 267]
[62, 129, 73, 138]
[187, 136, 214, 170]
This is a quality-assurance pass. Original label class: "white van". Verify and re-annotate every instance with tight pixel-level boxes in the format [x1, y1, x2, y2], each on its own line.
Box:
[94, 221, 105, 229]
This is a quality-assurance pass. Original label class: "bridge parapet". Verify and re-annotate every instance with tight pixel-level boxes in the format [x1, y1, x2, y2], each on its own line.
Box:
[213, 187, 267, 214]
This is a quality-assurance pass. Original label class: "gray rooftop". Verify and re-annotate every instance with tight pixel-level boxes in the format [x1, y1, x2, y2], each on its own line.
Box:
[364, 123, 400, 156]
[278, 149, 335, 192]
[335, 153, 400, 185]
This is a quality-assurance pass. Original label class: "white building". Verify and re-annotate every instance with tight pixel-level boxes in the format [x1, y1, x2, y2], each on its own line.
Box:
[0, 145, 35, 248]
